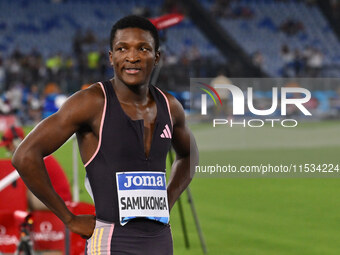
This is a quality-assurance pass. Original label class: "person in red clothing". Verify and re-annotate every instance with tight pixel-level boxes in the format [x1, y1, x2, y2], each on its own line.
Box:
[0, 126, 72, 255]
[0, 126, 72, 209]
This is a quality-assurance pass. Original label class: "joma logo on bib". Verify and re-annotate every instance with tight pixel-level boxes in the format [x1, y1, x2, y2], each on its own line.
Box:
[124, 175, 164, 188]
[116, 171, 169, 226]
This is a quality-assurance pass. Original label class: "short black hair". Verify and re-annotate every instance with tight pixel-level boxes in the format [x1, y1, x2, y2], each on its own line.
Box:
[110, 15, 159, 52]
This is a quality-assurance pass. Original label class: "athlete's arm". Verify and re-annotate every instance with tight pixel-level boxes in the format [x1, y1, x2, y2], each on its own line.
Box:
[12, 84, 103, 238]
[166, 93, 199, 211]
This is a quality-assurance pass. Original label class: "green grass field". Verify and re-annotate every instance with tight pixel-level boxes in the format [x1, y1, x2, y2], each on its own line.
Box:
[2, 120, 340, 254]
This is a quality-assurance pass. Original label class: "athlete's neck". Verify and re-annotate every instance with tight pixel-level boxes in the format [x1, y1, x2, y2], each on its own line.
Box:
[111, 78, 150, 104]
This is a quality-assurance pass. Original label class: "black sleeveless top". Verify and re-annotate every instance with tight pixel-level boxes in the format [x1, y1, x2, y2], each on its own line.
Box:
[84, 81, 173, 223]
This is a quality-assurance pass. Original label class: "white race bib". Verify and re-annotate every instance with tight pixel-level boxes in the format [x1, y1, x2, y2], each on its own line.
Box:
[116, 171, 170, 226]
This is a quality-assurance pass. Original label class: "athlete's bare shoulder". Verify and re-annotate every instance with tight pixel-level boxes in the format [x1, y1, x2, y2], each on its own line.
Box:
[73, 82, 104, 106]
[82, 82, 104, 95]
[57, 82, 105, 126]
[11, 83, 106, 159]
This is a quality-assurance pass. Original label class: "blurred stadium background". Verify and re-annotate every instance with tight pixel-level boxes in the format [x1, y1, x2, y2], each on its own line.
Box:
[0, 0, 340, 254]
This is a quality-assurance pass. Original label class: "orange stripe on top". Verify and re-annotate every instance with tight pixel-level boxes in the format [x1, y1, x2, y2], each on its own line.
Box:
[155, 87, 173, 128]
[84, 82, 107, 167]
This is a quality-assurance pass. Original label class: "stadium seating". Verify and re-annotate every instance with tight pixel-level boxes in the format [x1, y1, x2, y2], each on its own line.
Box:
[0, 0, 222, 61]
[1, 0, 339, 77]
[200, 0, 340, 76]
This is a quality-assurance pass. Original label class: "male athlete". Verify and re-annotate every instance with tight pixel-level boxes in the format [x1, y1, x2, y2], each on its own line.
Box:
[12, 15, 198, 254]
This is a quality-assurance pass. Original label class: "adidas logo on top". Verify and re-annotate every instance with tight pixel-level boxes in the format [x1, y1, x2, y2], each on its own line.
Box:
[160, 124, 172, 139]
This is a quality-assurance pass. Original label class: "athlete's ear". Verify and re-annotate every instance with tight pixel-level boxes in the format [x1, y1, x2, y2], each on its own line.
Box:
[109, 51, 114, 66]
[154, 50, 161, 66]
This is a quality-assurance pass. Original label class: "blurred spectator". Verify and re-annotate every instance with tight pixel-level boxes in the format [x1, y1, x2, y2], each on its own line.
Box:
[87, 49, 100, 81]
[83, 29, 96, 45]
[12, 47, 23, 60]
[27, 48, 43, 85]
[46, 53, 63, 80]
[280, 44, 295, 77]
[302, 45, 313, 63]
[73, 29, 85, 75]
[252, 51, 265, 69]
[280, 44, 324, 77]
[0, 126, 72, 208]
[73, 30, 83, 56]
[42, 82, 64, 119]
[6, 82, 24, 115]
[187, 45, 201, 76]
[0, 125, 72, 255]
[27, 85, 42, 125]
[306, 47, 324, 77]
[64, 55, 75, 80]
[6, 53, 22, 88]
[98, 49, 108, 79]
[0, 95, 11, 115]
[293, 49, 304, 77]
[44, 82, 60, 95]
[280, 19, 304, 36]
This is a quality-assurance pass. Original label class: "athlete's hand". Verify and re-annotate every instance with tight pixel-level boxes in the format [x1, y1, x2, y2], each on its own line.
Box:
[66, 214, 96, 239]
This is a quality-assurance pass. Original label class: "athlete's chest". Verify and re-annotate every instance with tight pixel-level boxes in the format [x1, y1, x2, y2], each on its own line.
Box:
[120, 101, 157, 124]
[119, 101, 157, 157]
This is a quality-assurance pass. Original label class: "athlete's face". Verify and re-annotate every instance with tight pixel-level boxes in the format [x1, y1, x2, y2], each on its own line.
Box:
[109, 28, 160, 86]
